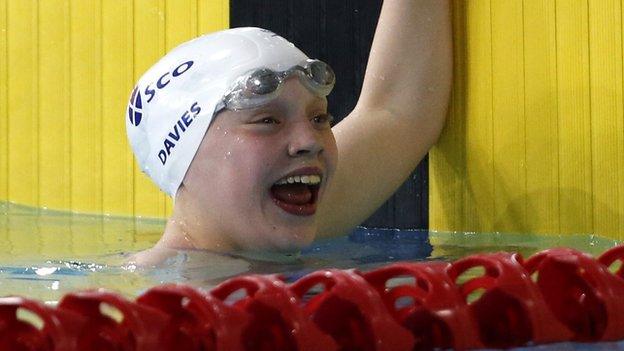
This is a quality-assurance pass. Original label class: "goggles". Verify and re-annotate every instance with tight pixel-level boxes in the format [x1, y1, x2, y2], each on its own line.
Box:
[217, 59, 336, 111]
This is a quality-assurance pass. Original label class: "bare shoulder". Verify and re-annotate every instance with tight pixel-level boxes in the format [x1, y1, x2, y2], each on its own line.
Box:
[127, 245, 251, 283]
[127, 245, 179, 267]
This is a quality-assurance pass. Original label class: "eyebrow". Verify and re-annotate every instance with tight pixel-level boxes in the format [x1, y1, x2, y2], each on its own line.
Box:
[305, 97, 328, 111]
[247, 96, 327, 117]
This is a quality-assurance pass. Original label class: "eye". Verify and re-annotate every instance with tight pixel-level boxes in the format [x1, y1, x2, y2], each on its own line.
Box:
[312, 113, 334, 127]
[254, 116, 280, 125]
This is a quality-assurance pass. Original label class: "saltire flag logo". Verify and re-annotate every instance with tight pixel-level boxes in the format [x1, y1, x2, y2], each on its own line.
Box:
[128, 87, 143, 126]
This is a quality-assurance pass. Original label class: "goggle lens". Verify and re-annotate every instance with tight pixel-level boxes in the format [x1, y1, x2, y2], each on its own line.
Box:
[307, 60, 335, 86]
[245, 69, 280, 96]
[221, 59, 335, 111]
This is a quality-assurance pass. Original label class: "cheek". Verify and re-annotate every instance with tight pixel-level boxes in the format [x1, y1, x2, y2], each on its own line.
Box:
[184, 131, 245, 195]
[323, 132, 339, 172]
[217, 137, 279, 195]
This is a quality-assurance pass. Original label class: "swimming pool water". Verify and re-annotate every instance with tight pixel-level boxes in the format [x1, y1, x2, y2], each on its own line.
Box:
[1, 201, 623, 349]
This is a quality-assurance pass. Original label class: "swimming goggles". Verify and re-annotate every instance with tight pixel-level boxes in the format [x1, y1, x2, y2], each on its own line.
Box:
[217, 59, 336, 111]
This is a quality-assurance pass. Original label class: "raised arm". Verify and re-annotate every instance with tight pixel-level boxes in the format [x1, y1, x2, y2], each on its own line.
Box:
[317, 0, 453, 237]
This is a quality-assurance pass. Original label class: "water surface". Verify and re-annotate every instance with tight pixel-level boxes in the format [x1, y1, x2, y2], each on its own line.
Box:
[1, 202, 623, 350]
[0, 201, 618, 298]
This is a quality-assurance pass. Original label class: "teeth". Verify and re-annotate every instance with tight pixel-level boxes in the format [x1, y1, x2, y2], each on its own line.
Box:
[275, 174, 322, 185]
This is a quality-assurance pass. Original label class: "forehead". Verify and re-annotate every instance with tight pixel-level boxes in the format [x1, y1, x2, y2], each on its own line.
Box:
[273, 77, 328, 108]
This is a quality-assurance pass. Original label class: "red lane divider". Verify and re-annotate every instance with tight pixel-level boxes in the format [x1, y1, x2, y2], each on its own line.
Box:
[210, 274, 336, 351]
[447, 253, 572, 349]
[0, 297, 84, 351]
[58, 289, 169, 351]
[525, 248, 624, 342]
[137, 284, 247, 351]
[598, 245, 624, 279]
[1, 245, 624, 350]
[363, 262, 480, 350]
[289, 269, 414, 351]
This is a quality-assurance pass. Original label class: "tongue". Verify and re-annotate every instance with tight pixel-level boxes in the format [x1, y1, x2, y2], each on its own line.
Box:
[271, 183, 312, 205]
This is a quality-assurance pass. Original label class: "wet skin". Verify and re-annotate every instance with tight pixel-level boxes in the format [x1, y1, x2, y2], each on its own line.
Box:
[133, 1, 453, 267]
[167, 77, 338, 252]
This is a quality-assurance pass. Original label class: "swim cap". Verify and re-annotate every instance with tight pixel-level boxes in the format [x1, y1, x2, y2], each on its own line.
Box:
[126, 27, 309, 197]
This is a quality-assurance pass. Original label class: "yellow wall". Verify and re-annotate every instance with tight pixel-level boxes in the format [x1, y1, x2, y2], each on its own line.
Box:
[0, 0, 228, 218]
[431, 0, 624, 239]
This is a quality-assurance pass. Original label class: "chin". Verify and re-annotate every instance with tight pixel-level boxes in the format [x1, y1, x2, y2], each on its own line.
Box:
[265, 227, 316, 252]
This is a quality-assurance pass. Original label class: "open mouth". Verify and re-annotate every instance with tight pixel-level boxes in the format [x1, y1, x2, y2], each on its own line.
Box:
[269, 174, 321, 216]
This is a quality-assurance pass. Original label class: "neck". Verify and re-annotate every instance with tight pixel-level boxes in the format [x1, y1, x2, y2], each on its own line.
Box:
[158, 189, 234, 252]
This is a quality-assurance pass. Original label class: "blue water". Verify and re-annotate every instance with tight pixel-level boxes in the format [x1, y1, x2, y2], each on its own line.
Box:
[1, 202, 623, 349]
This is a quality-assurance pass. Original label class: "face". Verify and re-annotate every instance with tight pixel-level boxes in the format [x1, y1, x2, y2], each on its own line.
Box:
[179, 77, 338, 251]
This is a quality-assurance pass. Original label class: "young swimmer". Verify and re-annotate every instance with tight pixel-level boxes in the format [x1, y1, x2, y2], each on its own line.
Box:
[127, 1, 452, 265]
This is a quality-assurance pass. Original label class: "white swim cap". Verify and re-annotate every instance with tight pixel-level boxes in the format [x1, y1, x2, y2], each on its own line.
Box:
[126, 27, 309, 197]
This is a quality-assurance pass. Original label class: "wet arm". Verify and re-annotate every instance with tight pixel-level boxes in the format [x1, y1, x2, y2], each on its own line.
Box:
[317, 0, 452, 237]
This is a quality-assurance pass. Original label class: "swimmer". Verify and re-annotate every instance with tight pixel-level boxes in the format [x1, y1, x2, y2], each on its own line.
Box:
[127, 1, 452, 265]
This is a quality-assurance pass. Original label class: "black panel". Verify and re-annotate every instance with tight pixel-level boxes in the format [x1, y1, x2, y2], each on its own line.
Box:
[230, 0, 428, 229]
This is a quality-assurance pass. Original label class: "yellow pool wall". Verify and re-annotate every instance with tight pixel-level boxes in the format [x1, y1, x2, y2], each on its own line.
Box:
[431, 0, 624, 240]
[0, 0, 228, 218]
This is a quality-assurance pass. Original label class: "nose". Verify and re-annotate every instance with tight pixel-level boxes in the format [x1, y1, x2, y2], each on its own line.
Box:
[287, 120, 324, 157]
